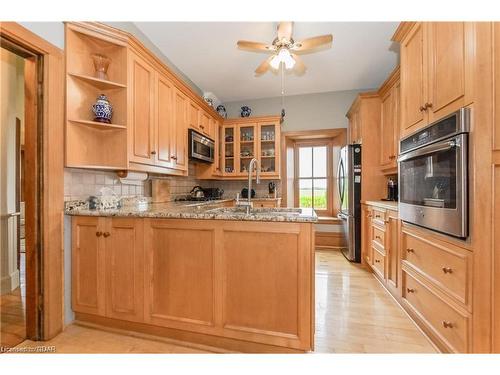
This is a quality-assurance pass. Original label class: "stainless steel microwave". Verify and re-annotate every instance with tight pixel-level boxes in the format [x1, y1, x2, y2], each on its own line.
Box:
[188, 129, 214, 163]
[398, 108, 470, 238]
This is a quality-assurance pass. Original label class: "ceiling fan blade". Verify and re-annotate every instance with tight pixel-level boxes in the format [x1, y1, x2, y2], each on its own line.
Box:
[237, 40, 275, 53]
[255, 56, 274, 76]
[291, 54, 306, 76]
[277, 22, 293, 40]
[293, 35, 333, 54]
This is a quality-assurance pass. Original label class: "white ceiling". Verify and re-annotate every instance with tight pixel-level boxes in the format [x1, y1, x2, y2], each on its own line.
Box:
[134, 22, 400, 102]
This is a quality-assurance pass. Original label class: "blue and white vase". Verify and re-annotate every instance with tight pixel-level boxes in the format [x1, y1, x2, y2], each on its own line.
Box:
[216, 104, 227, 119]
[240, 106, 251, 118]
[92, 94, 113, 124]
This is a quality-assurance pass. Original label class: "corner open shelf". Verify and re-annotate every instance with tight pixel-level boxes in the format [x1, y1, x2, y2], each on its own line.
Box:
[68, 72, 127, 90]
[65, 23, 128, 170]
[68, 119, 127, 130]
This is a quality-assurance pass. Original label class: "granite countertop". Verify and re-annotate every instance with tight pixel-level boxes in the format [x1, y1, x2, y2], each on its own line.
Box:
[64, 199, 317, 223]
[362, 200, 399, 211]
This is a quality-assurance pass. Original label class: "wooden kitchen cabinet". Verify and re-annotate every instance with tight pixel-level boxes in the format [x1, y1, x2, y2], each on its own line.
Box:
[72, 216, 105, 316]
[72, 216, 144, 323]
[65, 22, 223, 176]
[362, 203, 400, 297]
[128, 53, 188, 173]
[72, 216, 314, 351]
[378, 67, 400, 172]
[395, 22, 473, 138]
[172, 88, 188, 171]
[128, 51, 156, 165]
[155, 72, 175, 168]
[217, 116, 281, 180]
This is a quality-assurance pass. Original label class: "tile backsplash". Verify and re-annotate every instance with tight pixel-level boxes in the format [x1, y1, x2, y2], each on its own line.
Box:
[64, 163, 280, 202]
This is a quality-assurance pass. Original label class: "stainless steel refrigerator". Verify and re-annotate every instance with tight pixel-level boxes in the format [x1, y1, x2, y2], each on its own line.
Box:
[337, 144, 362, 262]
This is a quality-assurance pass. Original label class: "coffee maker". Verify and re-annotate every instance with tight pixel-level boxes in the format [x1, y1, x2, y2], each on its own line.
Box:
[384, 178, 398, 201]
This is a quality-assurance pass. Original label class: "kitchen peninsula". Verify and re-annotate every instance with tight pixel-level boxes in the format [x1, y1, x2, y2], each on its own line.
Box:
[66, 200, 317, 352]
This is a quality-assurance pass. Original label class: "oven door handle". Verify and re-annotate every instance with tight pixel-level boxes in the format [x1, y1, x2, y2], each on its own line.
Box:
[398, 139, 458, 163]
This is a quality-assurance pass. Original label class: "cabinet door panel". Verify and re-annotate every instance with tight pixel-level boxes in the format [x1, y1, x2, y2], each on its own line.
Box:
[173, 90, 188, 171]
[427, 22, 466, 122]
[189, 101, 200, 131]
[105, 218, 144, 322]
[199, 110, 211, 137]
[221, 226, 310, 343]
[156, 74, 174, 167]
[145, 221, 215, 327]
[380, 90, 395, 167]
[72, 217, 105, 316]
[401, 22, 426, 136]
[129, 53, 154, 164]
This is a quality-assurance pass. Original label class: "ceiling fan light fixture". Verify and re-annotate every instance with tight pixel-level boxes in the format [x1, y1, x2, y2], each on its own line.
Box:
[270, 48, 296, 70]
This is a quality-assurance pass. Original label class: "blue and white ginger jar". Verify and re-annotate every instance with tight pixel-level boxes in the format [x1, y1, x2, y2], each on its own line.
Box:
[240, 106, 251, 118]
[92, 94, 113, 123]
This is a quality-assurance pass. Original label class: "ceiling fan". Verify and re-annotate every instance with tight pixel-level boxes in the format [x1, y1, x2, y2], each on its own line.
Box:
[237, 22, 333, 77]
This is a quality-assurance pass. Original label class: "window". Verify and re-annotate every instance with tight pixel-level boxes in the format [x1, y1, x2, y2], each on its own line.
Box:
[296, 143, 330, 214]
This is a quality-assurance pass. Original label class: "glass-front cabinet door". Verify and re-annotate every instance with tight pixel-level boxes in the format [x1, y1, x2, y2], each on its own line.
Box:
[258, 121, 280, 177]
[223, 125, 236, 175]
[238, 124, 256, 175]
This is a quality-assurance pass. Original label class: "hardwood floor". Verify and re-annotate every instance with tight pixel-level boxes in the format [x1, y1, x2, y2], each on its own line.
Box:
[313, 250, 436, 353]
[1, 254, 26, 348]
[12, 250, 436, 353]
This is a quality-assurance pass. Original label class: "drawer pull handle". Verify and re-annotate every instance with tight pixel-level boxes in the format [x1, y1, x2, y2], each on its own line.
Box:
[375, 235, 381, 240]
[375, 215, 381, 218]
[406, 248, 414, 253]
[375, 259, 381, 263]
[151, 150, 157, 155]
[96, 231, 103, 237]
[103, 232, 110, 238]
[419, 105, 426, 112]
[406, 288, 415, 293]
[442, 267, 453, 274]
[442, 321, 453, 328]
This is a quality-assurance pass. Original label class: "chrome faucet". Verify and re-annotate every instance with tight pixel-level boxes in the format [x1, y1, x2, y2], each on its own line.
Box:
[237, 158, 260, 214]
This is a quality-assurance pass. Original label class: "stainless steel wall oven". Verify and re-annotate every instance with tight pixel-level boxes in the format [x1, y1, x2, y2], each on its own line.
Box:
[398, 108, 470, 238]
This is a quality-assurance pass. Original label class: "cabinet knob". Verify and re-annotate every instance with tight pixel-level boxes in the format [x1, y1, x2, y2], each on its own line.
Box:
[375, 259, 381, 263]
[375, 235, 381, 240]
[171, 155, 178, 160]
[442, 267, 453, 274]
[375, 215, 381, 219]
[424, 102, 433, 109]
[103, 232, 110, 238]
[151, 150, 157, 155]
[96, 231, 103, 237]
[419, 105, 426, 112]
[406, 248, 414, 253]
[406, 288, 415, 293]
[442, 321, 453, 328]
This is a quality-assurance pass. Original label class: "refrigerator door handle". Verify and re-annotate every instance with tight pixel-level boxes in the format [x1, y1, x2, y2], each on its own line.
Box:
[337, 158, 344, 206]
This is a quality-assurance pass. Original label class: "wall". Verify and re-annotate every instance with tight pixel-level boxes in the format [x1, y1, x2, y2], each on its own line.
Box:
[0, 48, 24, 294]
[223, 89, 370, 132]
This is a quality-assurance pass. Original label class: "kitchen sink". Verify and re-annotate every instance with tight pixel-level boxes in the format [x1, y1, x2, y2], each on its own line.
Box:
[205, 207, 303, 216]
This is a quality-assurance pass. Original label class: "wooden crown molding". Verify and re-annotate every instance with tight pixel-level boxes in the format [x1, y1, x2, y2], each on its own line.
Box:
[282, 128, 345, 140]
[391, 22, 418, 42]
[346, 91, 379, 118]
[65, 22, 223, 121]
[378, 65, 400, 96]
[223, 115, 281, 125]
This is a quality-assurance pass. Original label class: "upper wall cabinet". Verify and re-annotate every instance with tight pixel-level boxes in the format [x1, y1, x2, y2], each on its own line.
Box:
[394, 22, 474, 138]
[378, 67, 400, 172]
[65, 22, 223, 176]
[197, 116, 281, 180]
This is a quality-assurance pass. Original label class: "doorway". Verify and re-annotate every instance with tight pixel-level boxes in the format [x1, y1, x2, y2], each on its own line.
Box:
[0, 42, 41, 347]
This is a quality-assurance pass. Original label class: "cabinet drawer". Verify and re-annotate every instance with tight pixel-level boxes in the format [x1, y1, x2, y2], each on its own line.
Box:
[253, 200, 276, 208]
[372, 247, 385, 279]
[371, 225, 385, 248]
[402, 228, 470, 305]
[402, 271, 469, 353]
[371, 207, 386, 226]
